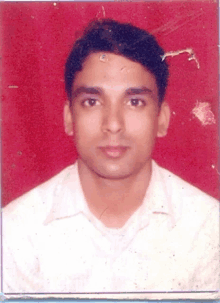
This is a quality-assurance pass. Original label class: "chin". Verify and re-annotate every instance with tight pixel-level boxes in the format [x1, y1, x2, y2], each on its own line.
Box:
[94, 163, 136, 180]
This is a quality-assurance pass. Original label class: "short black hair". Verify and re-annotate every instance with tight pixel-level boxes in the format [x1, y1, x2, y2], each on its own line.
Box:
[65, 19, 169, 105]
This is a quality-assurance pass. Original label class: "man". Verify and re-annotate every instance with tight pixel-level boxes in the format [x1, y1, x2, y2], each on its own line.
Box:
[3, 19, 219, 295]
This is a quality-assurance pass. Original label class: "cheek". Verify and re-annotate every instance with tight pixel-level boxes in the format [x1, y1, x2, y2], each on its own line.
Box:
[74, 112, 101, 143]
[125, 112, 158, 140]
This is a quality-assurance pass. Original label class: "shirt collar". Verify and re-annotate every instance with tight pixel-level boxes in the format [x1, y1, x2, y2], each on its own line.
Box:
[44, 160, 175, 227]
[44, 162, 86, 225]
[138, 160, 176, 229]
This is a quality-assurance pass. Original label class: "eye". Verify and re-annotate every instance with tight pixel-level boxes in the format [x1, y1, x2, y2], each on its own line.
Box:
[128, 98, 146, 107]
[82, 98, 100, 107]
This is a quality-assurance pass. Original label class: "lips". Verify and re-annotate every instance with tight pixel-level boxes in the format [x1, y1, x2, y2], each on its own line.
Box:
[99, 146, 129, 158]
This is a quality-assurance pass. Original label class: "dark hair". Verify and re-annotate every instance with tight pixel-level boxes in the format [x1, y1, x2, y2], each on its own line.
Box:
[65, 19, 169, 105]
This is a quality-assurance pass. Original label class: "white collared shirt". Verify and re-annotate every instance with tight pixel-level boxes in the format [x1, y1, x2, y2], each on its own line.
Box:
[3, 161, 219, 294]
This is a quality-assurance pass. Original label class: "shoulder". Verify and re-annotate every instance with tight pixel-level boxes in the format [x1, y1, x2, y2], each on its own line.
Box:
[154, 161, 218, 207]
[154, 162, 219, 282]
[153, 161, 219, 234]
[3, 164, 77, 228]
[2, 163, 78, 292]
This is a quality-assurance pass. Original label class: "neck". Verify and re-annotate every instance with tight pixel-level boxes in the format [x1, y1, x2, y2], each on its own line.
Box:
[78, 159, 152, 228]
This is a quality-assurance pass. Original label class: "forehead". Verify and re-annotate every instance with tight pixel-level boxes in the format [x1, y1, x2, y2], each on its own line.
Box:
[73, 52, 158, 94]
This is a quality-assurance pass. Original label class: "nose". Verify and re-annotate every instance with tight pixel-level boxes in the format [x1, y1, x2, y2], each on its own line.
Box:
[102, 105, 124, 134]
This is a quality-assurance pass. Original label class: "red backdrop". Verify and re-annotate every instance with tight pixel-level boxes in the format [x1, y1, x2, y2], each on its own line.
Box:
[2, 1, 218, 206]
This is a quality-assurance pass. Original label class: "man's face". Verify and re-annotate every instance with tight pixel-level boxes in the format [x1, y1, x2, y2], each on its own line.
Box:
[65, 52, 169, 179]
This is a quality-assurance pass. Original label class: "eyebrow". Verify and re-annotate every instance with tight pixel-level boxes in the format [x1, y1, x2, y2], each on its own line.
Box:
[72, 86, 101, 99]
[72, 85, 154, 100]
[125, 86, 153, 96]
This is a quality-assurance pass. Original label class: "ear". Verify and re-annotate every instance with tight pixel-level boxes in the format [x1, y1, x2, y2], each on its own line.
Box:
[64, 101, 74, 136]
[157, 101, 171, 138]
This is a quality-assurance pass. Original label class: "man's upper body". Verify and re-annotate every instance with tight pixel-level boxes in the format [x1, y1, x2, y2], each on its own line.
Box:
[3, 19, 219, 296]
[3, 160, 219, 293]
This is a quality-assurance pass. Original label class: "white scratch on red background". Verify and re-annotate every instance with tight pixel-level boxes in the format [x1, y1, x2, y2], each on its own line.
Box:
[161, 48, 200, 69]
[192, 101, 216, 126]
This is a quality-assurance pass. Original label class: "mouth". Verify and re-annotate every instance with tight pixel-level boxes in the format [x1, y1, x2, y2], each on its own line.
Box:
[98, 145, 129, 158]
